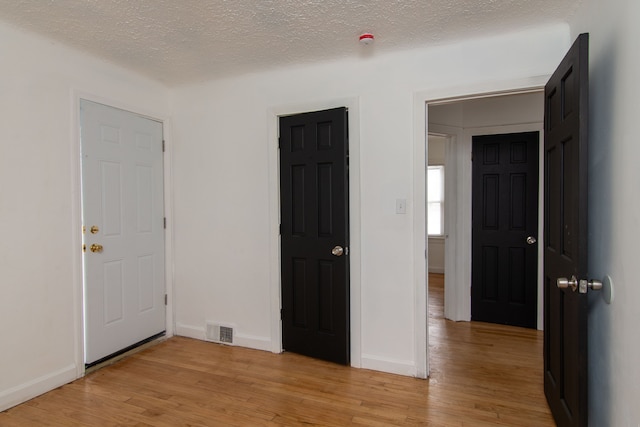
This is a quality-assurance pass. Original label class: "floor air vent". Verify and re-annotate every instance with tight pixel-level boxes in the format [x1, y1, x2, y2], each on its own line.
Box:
[206, 322, 234, 344]
[219, 326, 233, 343]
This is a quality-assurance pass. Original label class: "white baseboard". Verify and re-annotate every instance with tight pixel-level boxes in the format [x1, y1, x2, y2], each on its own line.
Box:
[176, 324, 416, 376]
[361, 354, 417, 377]
[175, 323, 272, 352]
[234, 334, 272, 352]
[0, 364, 77, 412]
[175, 323, 206, 340]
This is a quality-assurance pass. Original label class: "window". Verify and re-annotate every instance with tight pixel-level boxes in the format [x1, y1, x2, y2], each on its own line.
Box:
[427, 165, 444, 236]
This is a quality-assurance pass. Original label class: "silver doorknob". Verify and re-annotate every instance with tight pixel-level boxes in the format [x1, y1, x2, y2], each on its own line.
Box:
[558, 275, 603, 294]
[526, 236, 537, 245]
[557, 276, 578, 292]
[331, 246, 344, 257]
[579, 279, 603, 294]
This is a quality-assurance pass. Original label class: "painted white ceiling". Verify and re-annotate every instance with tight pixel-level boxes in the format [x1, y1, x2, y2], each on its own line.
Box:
[0, 0, 581, 86]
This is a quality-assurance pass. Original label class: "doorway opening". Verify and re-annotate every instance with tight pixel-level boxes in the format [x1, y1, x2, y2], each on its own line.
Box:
[425, 91, 545, 376]
[427, 91, 545, 327]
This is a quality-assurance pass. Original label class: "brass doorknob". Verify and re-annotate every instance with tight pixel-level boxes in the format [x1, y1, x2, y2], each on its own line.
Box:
[331, 246, 344, 257]
[89, 244, 103, 253]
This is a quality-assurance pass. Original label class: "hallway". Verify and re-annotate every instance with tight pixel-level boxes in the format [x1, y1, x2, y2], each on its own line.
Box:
[428, 273, 553, 425]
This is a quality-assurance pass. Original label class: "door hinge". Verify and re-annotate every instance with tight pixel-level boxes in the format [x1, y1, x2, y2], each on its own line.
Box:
[165, 294, 168, 305]
[164, 217, 167, 229]
[278, 137, 281, 149]
[280, 308, 283, 320]
[279, 224, 282, 235]
[162, 140, 166, 152]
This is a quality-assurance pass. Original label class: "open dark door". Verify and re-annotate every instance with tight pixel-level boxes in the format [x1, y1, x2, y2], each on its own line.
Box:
[471, 132, 539, 329]
[279, 107, 350, 365]
[544, 33, 591, 427]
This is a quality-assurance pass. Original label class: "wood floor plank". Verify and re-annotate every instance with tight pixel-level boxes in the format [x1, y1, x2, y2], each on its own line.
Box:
[1, 273, 553, 426]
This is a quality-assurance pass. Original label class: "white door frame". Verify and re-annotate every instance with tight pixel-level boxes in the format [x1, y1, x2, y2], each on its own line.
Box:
[267, 97, 362, 368]
[413, 75, 550, 376]
[71, 92, 175, 376]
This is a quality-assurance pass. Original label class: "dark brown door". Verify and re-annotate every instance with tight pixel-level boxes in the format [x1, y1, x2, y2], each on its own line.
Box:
[544, 33, 589, 427]
[471, 132, 539, 328]
[279, 107, 350, 365]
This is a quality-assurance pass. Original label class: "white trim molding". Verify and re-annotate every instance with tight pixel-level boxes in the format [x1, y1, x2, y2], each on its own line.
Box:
[413, 75, 550, 377]
[0, 364, 77, 412]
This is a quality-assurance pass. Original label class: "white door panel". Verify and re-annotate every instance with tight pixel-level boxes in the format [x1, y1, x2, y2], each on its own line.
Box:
[81, 100, 165, 365]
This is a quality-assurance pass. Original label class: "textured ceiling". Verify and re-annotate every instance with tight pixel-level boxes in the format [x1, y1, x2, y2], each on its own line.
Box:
[0, 0, 581, 86]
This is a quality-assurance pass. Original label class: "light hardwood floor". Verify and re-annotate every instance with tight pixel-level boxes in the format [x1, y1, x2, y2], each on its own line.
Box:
[1, 274, 554, 426]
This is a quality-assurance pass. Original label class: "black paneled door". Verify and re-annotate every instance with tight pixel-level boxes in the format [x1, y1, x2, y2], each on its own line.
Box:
[279, 107, 350, 365]
[544, 33, 590, 427]
[471, 131, 539, 328]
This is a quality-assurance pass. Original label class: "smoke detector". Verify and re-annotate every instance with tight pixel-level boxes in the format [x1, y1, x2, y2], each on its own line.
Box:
[359, 33, 374, 45]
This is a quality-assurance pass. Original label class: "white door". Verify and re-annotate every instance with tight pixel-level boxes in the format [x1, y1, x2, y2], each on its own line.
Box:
[80, 100, 165, 365]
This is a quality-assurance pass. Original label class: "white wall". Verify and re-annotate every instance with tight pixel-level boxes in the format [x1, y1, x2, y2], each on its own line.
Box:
[170, 24, 571, 376]
[569, 0, 640, 424]
[0, 21, 169, 411]
[0, 14, 584, 412]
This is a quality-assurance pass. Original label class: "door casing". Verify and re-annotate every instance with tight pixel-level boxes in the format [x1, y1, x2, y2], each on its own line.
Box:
[415, 76, 552, 376]
[267, 98, 362, 368]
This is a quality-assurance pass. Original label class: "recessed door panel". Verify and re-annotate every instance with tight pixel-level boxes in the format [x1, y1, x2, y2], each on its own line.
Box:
[101, 161, 122, 237]
[137, 254, 155, 313]
[136, 165, 154, 234]
[317, 163, 333, 237]
[103, 260, 124, 325]
[291, 165, 306, 236]
[292, 258, 308, 328]
[318, 260, 335, 333]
